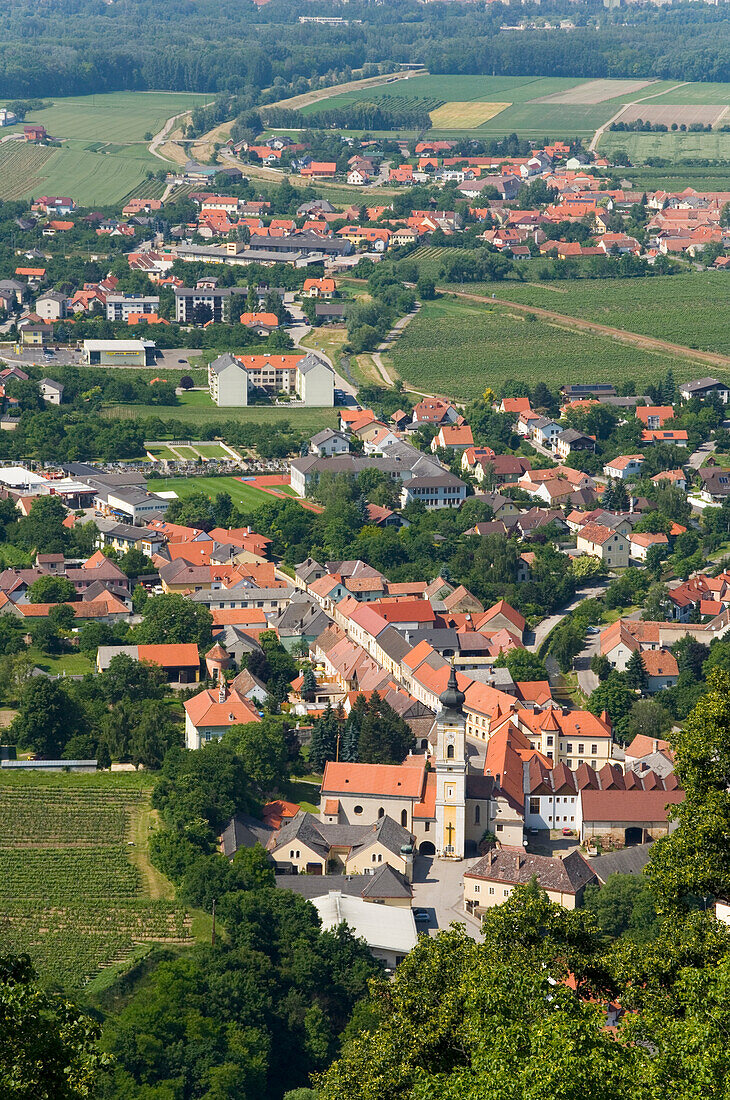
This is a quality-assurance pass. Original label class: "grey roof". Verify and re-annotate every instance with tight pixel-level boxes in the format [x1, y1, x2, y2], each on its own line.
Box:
[295, 557, 324, 584]
[37, 291, 66, 303]
[376, 625, 412, 664]
[276, 862, 412, 900]
[39, 378, 64, 390]
[298, 353, 331, 376]
[271, 811, 413, 861]
[311, 428, 347, 446]
[680, 376, 724, 393]
[221, 813, 273, 859]
[466, 848, 597, 894]
[557, 428, 594, 444]
[589, 842, 652, 884]
[213, 624, 262, 654]
[209, 352, 241, 375]
[270, 595, 329, 637]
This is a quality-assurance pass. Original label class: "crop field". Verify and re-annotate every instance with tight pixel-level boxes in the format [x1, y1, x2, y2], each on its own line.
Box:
[616, 104, 727, 127]
[429, 102, 511, 127]
[532, 78, 656, 104]
[389, 297, 691, 400]
[405, 255, 730, 362]
[146, 474, 284, 509]
[121, 177, 168, 202]
[0, 142, 56, 199]
[0, 91, 209, 203]
[0, 775, 191, 990]
[599, 129, 730, 164]
[648, 82, 730, 105]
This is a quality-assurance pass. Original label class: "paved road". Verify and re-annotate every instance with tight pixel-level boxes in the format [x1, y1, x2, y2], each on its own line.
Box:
[527, 581, 609, 654]
[687, 439, 715, 471]
[410, 855, 484, 942]
[289, 321, 358, 401]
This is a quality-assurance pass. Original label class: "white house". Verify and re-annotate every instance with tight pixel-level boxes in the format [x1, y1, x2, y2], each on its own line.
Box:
[310, 428, 350, 457]
[575, 524, 630, 568]
[39, 378, 64, 405]
[603, 455, 644, 481]
[184, 681, 260, 750]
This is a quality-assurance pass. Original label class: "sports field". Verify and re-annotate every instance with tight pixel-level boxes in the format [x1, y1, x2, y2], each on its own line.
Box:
[146, 475, 287, 509]
[0, 771, 192, 991]
[405, 251, 730, 362]
[388, 296, 692, 401]
[0, 91, 209, 203]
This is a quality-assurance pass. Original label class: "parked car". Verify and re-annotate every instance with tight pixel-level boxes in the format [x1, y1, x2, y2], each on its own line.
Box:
[413, 909, 430, 923]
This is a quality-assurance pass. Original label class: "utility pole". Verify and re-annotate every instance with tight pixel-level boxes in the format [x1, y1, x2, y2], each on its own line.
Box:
[211, 897, 216, 946]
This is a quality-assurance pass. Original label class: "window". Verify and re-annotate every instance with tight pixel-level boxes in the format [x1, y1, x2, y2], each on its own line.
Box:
[546, 736, 553, 747]
[567, 760, 573, 768]
[503, 889, 509, 897]
[401, 809, 408, 828]
[489, 887, 495, 895]
[578, 744, 584, 754]
[529, 797, 540, 815]
[566, 743, 573, 753]
[289, 850, 294, 859]
[496, 823, 503, 832]
[354, 805, 363, 815]
[591, 744, 597, 755]
[474, 804, 480, 825]
[474, 884, 480, 893]
[591, 760, 597, 769]
[372, 854, 377, 862]
[378, 807, 384, 819]
[378, 854, 382, 863]
[424, 821, 430, 832]
[447, 744, 454, 759]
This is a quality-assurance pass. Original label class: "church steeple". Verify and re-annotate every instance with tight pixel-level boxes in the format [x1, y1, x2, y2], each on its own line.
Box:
[435, 663, 467, 859]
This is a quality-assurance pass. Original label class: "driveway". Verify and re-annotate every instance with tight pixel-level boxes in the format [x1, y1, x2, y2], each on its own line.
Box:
[687, 440, 715, 471]
[289, 323, 358, 401]
[410, 854, 484, 942]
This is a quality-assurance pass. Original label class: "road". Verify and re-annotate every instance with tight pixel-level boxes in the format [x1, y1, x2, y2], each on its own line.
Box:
[527, 580, 609, 653]
[372, 304, 421, 387]
[149, 103, 213, 162]
[289, 319, 359, 402]
[410, 854, 484, 942]
[687, 439, 715, 471]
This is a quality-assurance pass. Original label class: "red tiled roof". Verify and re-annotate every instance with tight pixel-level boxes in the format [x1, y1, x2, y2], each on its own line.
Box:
[321, 760, 426, 799]
[580, 788, 684, 823]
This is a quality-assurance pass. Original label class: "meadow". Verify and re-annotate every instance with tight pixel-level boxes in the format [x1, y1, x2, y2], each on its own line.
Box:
[600, 130, 730, 164]
[0, 773, 192, 990]
[104, 390, 338, 431]
[0, 90, 209, 204]
[147, 474, 292, 509]
[404, 253, 730, 362]
[388, 296, 691, 400]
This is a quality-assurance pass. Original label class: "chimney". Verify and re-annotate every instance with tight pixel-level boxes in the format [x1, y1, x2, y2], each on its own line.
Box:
[217, 671, 226, 704]
[652, 739, 658, 753]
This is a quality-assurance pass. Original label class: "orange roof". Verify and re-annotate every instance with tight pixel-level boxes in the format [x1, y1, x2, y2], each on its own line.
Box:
[16, 267, 46, 277]
[413, 770, 437, 819]
[641, 649, 678, 677]
[240, 312, 279, 326]
[210, 607, 268, 627]
[137, 643, 200, 669]
[184, 685, 260, 728]
[263, 799, 300, 828]
[321, 760, 426, 799]
[636, 405, 674, 426]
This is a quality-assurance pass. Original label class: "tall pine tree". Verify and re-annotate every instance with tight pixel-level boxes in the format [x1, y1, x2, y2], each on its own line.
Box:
[625, 649, 648, 692]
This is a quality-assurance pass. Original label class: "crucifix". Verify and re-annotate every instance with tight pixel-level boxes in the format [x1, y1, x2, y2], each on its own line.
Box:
[445, 821, 455, 849]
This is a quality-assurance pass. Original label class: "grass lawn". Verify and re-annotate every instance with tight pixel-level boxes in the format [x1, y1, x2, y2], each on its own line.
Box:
[283, 779, 321, 814]
[170, 445, 200, 460]
[104, 392, 338, 431]
[195, 443, 230, 459]
[146, 475, 282, 510]
[26, 648, 95, 675]
[389, 296, 689, 402]
[148, 445, 177, 460]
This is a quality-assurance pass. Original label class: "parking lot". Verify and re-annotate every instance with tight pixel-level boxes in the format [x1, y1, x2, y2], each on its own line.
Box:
[410, 855, 484, 942]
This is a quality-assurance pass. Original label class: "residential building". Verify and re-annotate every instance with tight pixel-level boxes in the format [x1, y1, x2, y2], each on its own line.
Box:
[96, 643, 200, 685]
[603, 455, 644, 480]
[555, 428, 596, 459]
[184, 679, 261, 749]
[208, 352, 334, 407]
[678, 377, 729, 404]
[576, 524, 630, 568]
[464, 849, 596, 913]
[39, 378, 64, 405]
[35, 291, 67, 321]
[105, 294, 160, 322]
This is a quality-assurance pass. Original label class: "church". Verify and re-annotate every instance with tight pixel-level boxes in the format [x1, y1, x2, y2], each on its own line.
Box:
[319, 667, 525, 857]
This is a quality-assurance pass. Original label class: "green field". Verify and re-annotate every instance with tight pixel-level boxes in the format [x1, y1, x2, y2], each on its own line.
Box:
[0, 91, 209, 204]
[196, 443, 231, 458]
[104, 391, 337, 431]
[404, 254, 730, 362]
[147, 474, 283, 509]
[0, 772, 191, 990]
[389, 296, 690, 401]
[600, 130, 730, 164]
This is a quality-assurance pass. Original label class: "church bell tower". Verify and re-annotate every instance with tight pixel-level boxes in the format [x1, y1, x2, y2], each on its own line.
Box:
[435, 665, 467, 859]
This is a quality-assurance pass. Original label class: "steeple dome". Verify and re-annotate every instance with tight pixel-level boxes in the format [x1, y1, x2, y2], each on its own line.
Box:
[439, 665, 465, 714]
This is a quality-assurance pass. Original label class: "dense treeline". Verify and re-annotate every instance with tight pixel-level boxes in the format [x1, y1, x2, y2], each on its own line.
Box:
[1, 0, 730, 99]
[263, 102, 433, 131]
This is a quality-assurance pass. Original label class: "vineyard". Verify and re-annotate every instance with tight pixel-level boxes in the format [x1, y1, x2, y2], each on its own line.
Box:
[120, 177, 168, 202]
[0, 774, 192, 990]
[0, 141, 56, 200]
[389, 297, 690, 399]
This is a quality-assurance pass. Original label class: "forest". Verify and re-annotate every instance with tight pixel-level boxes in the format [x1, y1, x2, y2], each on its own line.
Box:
[1, 0, 730, 99]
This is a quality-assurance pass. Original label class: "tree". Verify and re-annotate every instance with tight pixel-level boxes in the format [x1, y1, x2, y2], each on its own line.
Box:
[100, 653, 166, 704]
[28, 575, 75, 604]
[625, 649, 648, 692]
[227, 717, 291, 796]
[152, 742, 253, 837]
[13, 496, 69, 554]
[301, 666, 317, 701]
[355, 692, 414, 766]
[133, 593, 212, 647]
[494, 648, 548, 682]
[49, 602, 76, 631]
[119, 548, 153, 578]
[591, 653, 611, 681]
[626, 698, 672, 741]
[642, 582, 671, 621]
[583, 873, 660, 943]
[0, 953, 106, 1098]
[588, 673, 635, 743]
[309, 704, 340, 771]
[11, 677, 82, 757]
[571, 555, 606, 581]
[131, 583, 148, 614]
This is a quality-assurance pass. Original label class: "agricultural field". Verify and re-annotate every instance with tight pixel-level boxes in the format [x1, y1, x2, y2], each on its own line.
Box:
[388, 296, 691, 401]
[615, 104, 726, 127]
[0, 142, 56, 199]
[404, 253, 730, 362]
[146, 474, 285, 510]
[599, 129, 730, 164]
[0, 773, 192, 990]
[0, 91, 209, 203]
[300, 73, 730, 141]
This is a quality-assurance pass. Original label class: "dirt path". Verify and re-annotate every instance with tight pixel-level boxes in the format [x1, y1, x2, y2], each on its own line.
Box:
[589, 81, 690, 152]
[267, 69, 424, 112]
[438, 286, 730, 370]
[372, 304, 421, 386]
